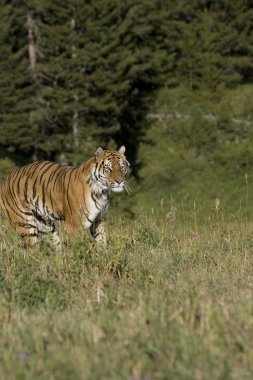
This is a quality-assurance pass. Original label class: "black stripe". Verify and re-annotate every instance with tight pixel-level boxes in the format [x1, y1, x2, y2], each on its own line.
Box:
[21, 165, 32, 177]
[10, 167, 22, 183]
[41, 181, 46, 213]
[1, 197, 13, 221]
[83, 211, 93, 224]
[16, 166, 28, 195]
[52, 168, 64, 191]
[24, 178, 29, 203]
[45, 206, 61, 221]
[32, 210, 47, 225]
[3, 196, 32, 219]
[45, 165, 60, 190]
[8, 191, 28, 216]
[39, 162, 56, 185]
[29, 161, 45, 179]
[20, 232, 38, 238]
[94, 163, 100, 181]
[32, 177, 38, 199]
[15, 222, 37, 229]
[26, 162, 39, 177]
[65, 169, 75, 215]
[91, 193, 101, 210]
[74, 168, 79, 181]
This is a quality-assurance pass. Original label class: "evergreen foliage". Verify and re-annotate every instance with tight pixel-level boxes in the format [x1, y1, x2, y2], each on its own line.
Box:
[0, 1, 253, 179]
[0, 0, 170, 174]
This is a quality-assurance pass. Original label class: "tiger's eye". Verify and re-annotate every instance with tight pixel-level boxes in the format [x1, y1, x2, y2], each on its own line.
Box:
[104, 163, 112, 172]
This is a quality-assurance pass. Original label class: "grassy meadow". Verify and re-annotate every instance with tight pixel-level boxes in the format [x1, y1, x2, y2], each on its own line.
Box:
[1, 201, 253, 379]
[1, 84, 253, 379]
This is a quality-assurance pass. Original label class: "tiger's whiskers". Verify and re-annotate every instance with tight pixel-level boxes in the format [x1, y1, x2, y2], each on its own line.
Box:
[125, 181, 132, 194]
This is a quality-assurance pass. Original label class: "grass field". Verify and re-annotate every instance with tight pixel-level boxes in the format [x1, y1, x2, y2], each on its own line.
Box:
[1, 204, 253, 380]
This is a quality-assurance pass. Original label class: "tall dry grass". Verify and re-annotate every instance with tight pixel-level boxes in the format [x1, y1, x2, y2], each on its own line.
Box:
[0, 205, 253, 379]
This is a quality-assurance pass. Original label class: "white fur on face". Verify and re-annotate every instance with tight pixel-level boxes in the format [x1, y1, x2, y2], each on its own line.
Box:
[111, 186, 124, 193]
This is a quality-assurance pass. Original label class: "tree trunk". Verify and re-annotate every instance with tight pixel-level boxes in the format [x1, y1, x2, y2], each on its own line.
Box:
[27, 12, 37, 82]
[73, 96, 79, 149]
[71, 18, 80, 156]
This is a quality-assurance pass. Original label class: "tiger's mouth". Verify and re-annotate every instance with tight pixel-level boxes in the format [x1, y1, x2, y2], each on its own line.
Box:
[111, 183, 125, 193]
[110, 180, 132, 194]
[111, 186, 125, 193]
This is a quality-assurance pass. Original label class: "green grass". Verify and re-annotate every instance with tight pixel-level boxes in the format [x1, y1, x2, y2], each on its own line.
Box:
[1, 207, 253, 380]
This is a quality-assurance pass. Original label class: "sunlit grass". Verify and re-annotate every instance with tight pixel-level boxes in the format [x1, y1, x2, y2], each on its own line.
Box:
[1, 206, 253, 379]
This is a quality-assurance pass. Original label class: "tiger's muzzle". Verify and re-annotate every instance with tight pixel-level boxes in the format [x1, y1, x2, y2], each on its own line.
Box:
[111, 179, 125, 193]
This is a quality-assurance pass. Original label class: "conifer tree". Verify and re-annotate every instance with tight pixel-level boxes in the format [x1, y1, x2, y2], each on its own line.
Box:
[0, 1, 49, 162]
[3, 0, 253, 175]
[34, 0, 173, 171]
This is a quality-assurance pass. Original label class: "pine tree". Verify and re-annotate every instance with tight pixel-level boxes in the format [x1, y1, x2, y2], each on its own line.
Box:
[167, 0, 253, 90]
[0, 1, 35, 161]
[0, 0, 53, 162]
[34, 0, 173, 171]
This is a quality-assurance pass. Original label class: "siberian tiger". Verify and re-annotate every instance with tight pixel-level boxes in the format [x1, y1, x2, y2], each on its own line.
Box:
[0, 146, 130, 248]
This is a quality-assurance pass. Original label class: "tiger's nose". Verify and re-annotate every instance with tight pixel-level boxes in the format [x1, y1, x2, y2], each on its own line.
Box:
[115, 179, 123, 184]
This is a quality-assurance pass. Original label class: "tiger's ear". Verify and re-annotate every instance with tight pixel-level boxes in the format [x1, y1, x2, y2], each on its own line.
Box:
[118, 146, 126, 155]
[95, 147, 104, 162]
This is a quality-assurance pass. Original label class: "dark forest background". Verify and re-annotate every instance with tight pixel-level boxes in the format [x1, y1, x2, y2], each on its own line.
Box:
[1, 0, 253, 211]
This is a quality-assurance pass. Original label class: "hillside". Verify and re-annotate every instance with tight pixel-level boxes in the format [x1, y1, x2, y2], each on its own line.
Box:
[132, 85, 253, 217]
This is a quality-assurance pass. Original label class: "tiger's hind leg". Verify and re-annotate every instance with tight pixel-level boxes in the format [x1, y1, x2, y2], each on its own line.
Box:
[15, 221, 39, 248]
[35, 219, 61, 250]
[23, 233, 39, 248]
[52, 228, 61, 250]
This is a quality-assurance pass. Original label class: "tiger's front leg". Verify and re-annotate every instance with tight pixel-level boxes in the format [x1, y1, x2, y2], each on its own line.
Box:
[90, 219, 106, 246]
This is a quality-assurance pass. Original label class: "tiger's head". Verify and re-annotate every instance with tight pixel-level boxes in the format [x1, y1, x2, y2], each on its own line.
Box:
[94, 146, 130, 193]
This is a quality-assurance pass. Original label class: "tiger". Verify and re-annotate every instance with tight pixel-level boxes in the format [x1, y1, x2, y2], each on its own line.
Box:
[0, 146, 130, 248]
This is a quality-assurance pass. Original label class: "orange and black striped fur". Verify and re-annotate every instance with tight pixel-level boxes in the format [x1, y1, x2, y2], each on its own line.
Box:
[0, 146, 130, 247]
